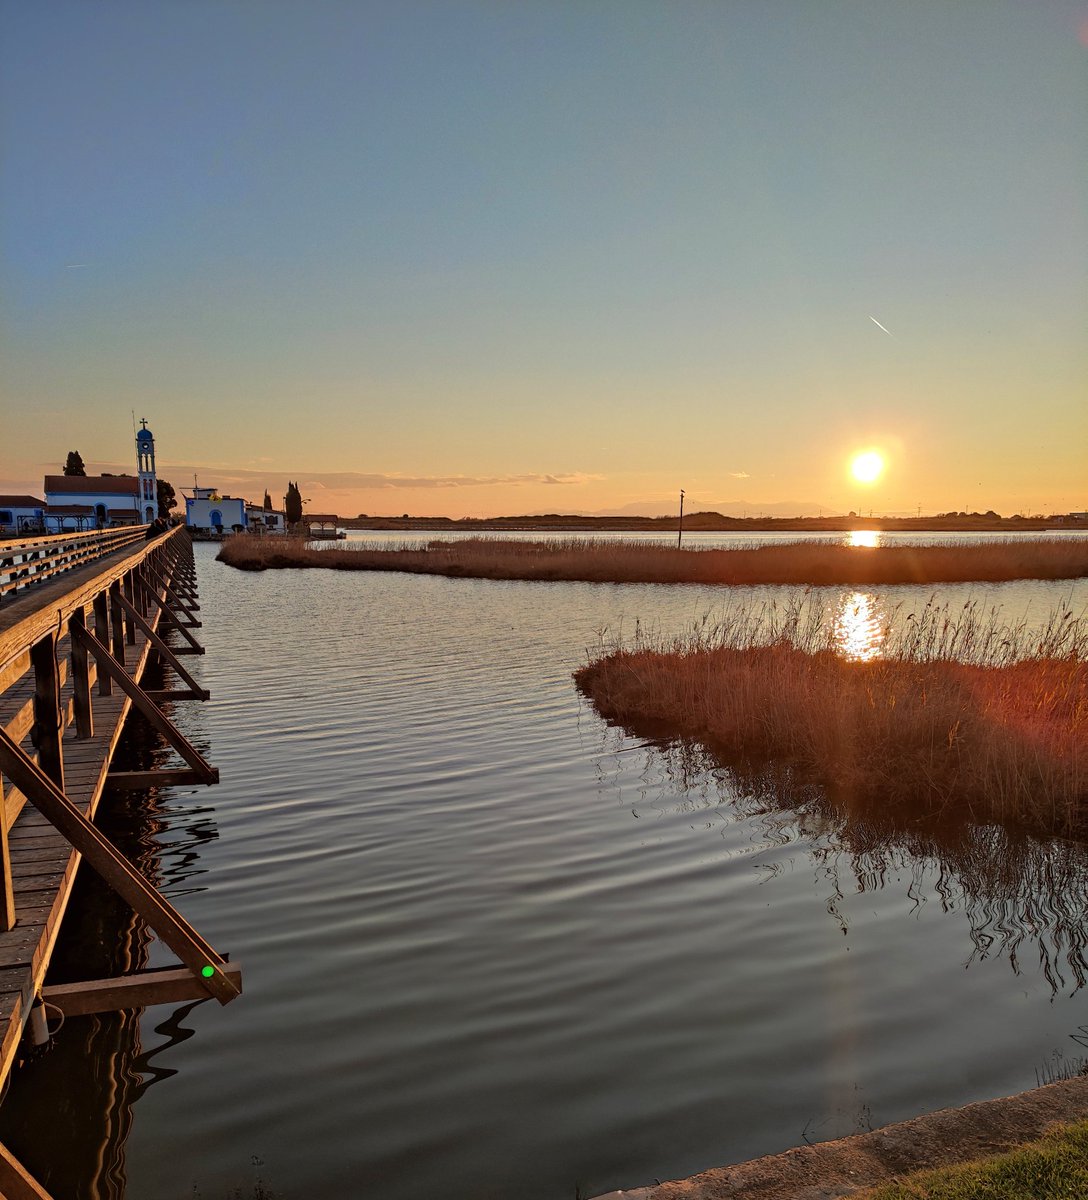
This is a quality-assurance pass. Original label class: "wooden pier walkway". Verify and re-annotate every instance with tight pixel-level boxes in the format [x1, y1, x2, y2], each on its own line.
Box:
[0, 527, 240, 1200]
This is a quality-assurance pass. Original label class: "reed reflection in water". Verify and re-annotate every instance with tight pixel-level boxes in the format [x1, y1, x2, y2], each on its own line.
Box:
[635, 736, 1088, 998]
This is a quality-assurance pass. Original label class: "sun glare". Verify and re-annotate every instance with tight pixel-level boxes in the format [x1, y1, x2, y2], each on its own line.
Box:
[850, 450, 885, 484]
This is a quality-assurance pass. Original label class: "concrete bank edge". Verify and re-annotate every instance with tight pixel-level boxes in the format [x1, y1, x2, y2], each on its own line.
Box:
[593, 1075, 1088, 1200]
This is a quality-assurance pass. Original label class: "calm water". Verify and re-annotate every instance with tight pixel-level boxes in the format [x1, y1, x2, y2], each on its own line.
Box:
[3, 535, 1088, 1199]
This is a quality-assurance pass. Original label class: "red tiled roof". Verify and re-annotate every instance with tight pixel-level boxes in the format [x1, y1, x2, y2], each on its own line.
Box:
[0, 495, 43, 507]
[44, 475, 139, 496]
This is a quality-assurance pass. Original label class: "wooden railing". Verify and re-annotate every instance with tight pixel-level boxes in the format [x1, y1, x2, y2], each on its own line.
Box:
[0, 527, 151, 606]
[0, 526, 238, 1000]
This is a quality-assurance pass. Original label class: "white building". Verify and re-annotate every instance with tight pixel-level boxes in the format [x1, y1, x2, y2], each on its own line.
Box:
[245, 503, 287, 533]
[0, 495, 46, 536]
[41, 418, 160, 531]
[43, 475, 141, 531]
[184, 487, 248, 536]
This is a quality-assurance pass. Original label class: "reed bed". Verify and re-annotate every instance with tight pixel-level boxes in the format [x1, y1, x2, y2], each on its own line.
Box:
[217, 534, 1088, 586]
[575, 596, 1088, 837]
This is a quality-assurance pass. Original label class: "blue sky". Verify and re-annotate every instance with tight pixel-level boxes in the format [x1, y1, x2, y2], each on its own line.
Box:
[2, 0, 1085, 516]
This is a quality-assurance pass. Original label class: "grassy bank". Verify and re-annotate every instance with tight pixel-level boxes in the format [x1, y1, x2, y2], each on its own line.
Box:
[855, 1117, 1088, 1199]
[217, 534, 1088, 586]
[574, 598, 1087, 837]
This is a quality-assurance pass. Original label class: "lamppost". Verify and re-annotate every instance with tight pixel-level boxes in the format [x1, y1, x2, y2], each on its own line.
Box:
[677, 489, 685, 549]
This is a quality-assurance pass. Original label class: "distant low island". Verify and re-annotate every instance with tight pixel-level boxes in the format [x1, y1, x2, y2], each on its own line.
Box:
[341, 510, 1085, 533]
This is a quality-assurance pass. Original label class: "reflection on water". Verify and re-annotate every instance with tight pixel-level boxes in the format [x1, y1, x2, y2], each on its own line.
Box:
[848, 530, 880, 548]
[638, 737, 1088, 998]
[832, 591, 887, 661]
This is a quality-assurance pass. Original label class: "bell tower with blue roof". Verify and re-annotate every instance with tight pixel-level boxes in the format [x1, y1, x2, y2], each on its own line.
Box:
[136, 418, 158, 523]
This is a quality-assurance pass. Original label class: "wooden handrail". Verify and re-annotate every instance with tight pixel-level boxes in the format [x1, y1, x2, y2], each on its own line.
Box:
[0, 526, 152, 605]
[0, 526, 180, 669]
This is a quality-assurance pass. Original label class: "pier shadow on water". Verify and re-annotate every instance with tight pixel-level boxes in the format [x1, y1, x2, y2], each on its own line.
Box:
[0, 666, 226, 1200]
[607, 730, 1088, 1000]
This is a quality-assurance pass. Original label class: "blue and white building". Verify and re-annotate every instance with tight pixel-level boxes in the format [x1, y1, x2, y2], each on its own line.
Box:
[184, 487, 248, 536]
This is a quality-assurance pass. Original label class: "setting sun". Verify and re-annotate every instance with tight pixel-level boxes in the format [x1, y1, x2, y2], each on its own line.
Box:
[850, 450, 885, 484]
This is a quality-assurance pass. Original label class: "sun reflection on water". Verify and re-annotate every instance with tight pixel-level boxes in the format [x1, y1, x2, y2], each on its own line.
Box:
[848, 529, 880, 548]
[833, 591, 886, 661]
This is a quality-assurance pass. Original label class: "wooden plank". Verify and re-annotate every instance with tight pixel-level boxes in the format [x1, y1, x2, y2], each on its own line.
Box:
[0, 651, 30, 695]
[42, 962, 242, 1016]
[0, 1139, 56, 1200]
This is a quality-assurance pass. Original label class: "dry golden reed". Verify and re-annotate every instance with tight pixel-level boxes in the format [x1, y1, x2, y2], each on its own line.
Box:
[218, 534, 1088, 586]
[574, 596, 1087, 837]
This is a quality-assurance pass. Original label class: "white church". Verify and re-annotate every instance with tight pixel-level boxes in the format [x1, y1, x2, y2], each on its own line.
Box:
[42, 419, 159, 532]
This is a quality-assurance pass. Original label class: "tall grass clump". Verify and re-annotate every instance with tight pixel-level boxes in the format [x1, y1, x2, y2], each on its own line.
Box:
[574, 596, 1088, 838]
[217, 534, 1088, 586]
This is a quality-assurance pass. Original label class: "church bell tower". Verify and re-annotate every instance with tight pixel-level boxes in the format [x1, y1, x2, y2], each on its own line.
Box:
[136, 418, 158, 523]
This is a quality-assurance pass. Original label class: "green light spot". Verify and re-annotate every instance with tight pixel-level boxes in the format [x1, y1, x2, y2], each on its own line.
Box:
[201, 965, 215, 978]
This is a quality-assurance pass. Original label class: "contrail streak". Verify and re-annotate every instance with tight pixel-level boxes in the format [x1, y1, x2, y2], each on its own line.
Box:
[869, 315, 894, 337]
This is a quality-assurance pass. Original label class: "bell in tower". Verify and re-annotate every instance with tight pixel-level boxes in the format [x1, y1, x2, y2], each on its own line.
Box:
[135, 418, 158, 524]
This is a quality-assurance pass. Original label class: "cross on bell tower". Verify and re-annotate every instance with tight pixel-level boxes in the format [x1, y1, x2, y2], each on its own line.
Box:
[135, 418, 158, 524]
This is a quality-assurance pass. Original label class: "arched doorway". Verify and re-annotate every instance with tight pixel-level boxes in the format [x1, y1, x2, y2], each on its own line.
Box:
[95, 503, 108, 528]
[209, 509, 223, 533]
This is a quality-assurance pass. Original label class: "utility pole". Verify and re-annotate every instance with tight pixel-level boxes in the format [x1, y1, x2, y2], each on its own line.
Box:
[677, 489, 685, 548]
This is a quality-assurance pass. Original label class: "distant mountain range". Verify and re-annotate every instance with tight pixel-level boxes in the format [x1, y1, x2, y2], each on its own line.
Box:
[580, 500, 841, 519]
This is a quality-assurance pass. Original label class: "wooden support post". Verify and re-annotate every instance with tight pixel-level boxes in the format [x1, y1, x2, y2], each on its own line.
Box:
[0, 1141, 56, 1200]
[29, 634, 64, 791]
[0, 798, 16, 932]
[93, 592, 112, 696]
[71, 623, 217, 783]
[123, 572, 137, 645]
[115, 591, 208, 699]
[68, 608, 93, 739]
[110, 579, 127, 663]
[0, 724, 239, 1004]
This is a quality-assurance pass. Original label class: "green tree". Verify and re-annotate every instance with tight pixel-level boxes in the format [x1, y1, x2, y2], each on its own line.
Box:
[157, 479, 177, 520]
[263, 490, 273, 512]
[63, 450, 86, 476]
[285, 481, 303, 525]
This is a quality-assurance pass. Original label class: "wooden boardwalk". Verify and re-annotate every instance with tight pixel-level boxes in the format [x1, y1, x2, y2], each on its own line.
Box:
[0, 527, 240, 1200]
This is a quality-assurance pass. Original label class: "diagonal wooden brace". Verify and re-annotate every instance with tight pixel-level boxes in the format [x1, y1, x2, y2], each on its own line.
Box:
[70, 624, 217, 783]
[0, 1140, 55, 1200]
[143, 587, 205, 651]
[142, 560, 201, 621]
[0, 725, 239, 1004]
[115, 591, 209, 700]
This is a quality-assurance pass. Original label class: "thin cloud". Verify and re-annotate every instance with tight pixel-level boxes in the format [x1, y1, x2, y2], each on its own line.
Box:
[168, 466, 601, 491]
[729, 471, 751, 479]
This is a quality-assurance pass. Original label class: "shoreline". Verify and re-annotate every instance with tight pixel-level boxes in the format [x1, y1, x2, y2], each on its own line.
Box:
[592, 1075, 1088, 1200]
[340, 514, 1082, 534]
